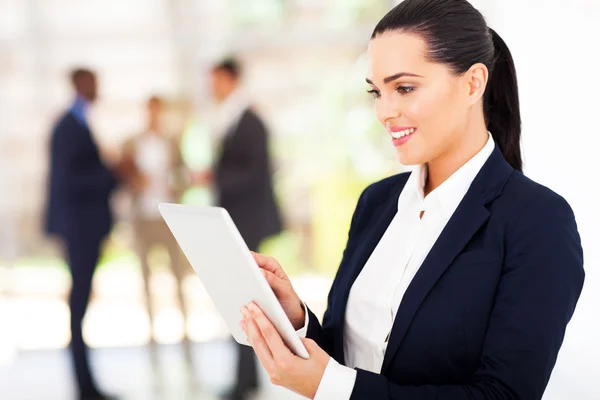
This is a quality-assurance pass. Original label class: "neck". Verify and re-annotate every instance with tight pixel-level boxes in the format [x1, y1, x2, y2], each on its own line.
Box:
[147, 118, 160, 133]
[221, 86, 239, 103]
[74, 95, 89, 106]
[424, 121, 488, 196]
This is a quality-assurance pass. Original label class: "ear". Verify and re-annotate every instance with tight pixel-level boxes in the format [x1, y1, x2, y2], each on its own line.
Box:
[465, 63, 488, 106]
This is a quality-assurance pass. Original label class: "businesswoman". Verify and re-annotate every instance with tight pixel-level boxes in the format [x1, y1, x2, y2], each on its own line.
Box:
[239, 0, 585, 399]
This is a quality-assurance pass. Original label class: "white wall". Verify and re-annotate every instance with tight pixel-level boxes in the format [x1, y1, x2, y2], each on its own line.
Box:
[483, 1, 600, 399]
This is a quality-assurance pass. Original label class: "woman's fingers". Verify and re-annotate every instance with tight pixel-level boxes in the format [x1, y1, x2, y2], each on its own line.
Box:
[251, 252, 288, 281]
[242, 308, 276, 372]
[261, 269, 288, 295]
[247, 303, 293, 361]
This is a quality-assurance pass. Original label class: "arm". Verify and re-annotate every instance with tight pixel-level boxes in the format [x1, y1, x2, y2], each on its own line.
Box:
[349, 193, 584, 400]
[53, 124, 117, 201]
[296, 302, 358, 400]
[121, 138, 138, 194]
[247, 182, 382, 400]
[168, 135, 190, 199]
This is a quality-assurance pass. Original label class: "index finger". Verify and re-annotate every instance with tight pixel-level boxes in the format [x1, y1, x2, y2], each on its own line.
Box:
[251, 252, 287, 280]
[247, 303, 293, 362]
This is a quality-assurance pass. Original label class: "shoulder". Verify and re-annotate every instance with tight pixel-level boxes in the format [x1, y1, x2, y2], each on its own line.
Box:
[54, 111, 73, 129]
[239, 108, 266, 131]
[349, 172, 411, 227]
[498, 172, 584, 300]
[502, 171, 577, 229]
[52, 112, 79, 138]
[343, 172, 411, 240]
[242, 107, 260, 121]
[359, 172, 412, 208]
[232, 109, 268, 147]
[499, 172, 582, 275]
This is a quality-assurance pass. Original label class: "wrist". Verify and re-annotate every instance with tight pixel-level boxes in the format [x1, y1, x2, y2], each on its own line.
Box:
[292, 299, 306, 330]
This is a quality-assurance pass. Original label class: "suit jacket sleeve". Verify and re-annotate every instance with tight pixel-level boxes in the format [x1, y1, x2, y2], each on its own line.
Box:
[215, 114, 271, 199]
[349, 193, 584, 399]
[54, 122, 117, 201]
[306, 185, 371, 356]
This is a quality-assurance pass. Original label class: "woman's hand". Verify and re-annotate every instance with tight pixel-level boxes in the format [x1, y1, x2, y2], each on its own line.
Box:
[251, 252, 305, 330]
[241, 302, 329, 399]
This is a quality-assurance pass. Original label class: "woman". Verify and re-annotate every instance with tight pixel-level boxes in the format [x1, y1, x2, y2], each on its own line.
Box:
[239, 0, 585, 399]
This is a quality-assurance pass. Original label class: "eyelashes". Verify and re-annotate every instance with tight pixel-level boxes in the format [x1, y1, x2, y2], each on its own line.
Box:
[367, 89, 380, 99]
[367, 85, 416, 99]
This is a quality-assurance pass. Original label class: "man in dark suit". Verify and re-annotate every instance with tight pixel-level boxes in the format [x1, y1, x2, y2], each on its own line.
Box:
[45, 68, 131, 400]
[196, 58, 283, 400]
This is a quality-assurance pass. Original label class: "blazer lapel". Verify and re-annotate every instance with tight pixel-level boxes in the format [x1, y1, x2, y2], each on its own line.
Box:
[332, 176, 408, 362]
[381, 147, 514, 373]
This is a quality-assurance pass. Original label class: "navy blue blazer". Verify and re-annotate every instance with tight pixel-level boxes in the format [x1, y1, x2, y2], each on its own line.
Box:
[306, 147, 584, 399]
[45, 111, 117, 240]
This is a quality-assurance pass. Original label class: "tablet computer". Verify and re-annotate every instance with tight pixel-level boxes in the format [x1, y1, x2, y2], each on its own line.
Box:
[158, 203, 309, 359]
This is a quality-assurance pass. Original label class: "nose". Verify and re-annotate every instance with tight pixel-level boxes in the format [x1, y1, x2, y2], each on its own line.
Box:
[376, 96, 401, 126]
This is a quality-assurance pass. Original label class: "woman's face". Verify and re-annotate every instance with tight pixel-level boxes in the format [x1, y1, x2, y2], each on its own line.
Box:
[367, 31, 477, 166]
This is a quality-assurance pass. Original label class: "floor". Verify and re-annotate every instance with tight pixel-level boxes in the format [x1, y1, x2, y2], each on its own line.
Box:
[0, 341, 304, 400]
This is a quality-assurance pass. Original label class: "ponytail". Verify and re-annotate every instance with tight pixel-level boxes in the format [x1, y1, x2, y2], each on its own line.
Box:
[484, 28, 523, 172]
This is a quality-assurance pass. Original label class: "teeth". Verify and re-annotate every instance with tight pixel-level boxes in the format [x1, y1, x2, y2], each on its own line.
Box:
[391, 128, 415, 139]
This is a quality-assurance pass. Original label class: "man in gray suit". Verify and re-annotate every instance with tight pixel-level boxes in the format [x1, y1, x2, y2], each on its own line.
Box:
[196, 57, 283, 400]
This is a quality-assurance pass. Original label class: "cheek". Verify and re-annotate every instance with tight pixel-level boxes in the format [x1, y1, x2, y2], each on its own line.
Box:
[394, 89, 459, 164]
[406, 90, 448, 129]
[410, 88, 460, 146]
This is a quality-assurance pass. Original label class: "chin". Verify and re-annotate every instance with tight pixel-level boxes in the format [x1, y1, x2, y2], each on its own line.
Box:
[395, 148, 422, 166]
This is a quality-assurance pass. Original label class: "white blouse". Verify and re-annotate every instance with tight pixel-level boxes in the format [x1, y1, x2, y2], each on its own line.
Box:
[307, 133, 495, 399]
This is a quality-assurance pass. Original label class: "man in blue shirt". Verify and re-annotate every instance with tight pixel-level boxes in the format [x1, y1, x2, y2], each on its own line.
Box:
[45, 68, 132, 400]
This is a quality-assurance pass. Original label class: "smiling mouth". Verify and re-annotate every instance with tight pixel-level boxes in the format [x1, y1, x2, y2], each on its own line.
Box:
[390, 127, 416, 139]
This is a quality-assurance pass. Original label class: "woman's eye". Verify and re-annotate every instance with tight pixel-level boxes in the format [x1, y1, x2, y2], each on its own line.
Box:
[367, 89, 381, 99]
[396, 86, 415, 95]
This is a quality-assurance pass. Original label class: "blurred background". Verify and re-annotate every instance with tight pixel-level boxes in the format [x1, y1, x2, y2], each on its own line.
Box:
[0, 0, 598, 399]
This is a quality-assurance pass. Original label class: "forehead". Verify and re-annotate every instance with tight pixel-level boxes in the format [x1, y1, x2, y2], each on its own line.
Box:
[211, 68, 230, 78]
[367, 31, 429, 82]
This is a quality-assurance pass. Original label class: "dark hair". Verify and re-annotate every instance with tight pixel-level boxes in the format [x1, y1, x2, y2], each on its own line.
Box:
[372, 0, 522, 172]
[70, 68, 95, 86]
[148, 95, 163, 105]
[213, 57, 242, 80]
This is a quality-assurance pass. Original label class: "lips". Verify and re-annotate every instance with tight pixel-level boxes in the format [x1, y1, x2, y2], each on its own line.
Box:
[389, 127, 416, 139]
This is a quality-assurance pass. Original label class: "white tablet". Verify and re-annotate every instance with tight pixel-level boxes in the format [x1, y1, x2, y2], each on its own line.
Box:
[158, 203, 309, 359]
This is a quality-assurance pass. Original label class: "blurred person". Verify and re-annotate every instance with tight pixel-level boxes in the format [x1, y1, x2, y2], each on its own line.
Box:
[45, 68, 132, 400]
[122, 96, 193, 374]
[195, 57, 283, 400]
[238, 1, 585, 399]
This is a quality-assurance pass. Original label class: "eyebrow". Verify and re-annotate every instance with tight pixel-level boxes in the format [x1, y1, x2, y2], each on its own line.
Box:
[366, 72, 424, 85]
